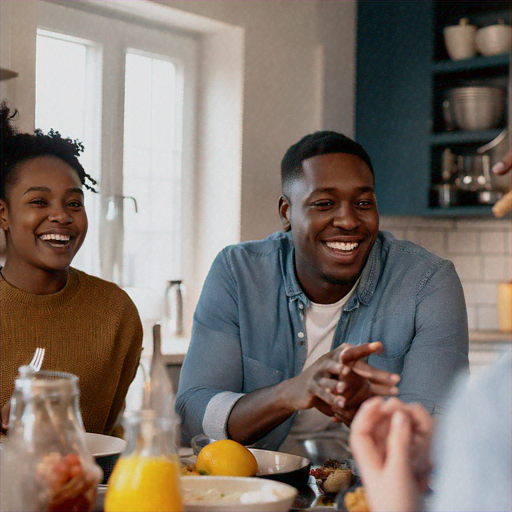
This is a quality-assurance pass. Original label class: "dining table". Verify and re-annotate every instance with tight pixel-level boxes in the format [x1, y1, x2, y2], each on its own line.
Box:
[92, 463, 362, 512]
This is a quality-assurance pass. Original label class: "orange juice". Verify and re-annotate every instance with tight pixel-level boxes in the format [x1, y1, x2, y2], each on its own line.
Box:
[104, 454, 183, 512]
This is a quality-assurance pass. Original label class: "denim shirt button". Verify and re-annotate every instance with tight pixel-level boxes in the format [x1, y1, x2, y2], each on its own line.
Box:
[298, 303, 304, 310]
[298, 332, 305, 339]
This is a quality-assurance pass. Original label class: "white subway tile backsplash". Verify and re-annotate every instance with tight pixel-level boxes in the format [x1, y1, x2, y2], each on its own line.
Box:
[380, 216, 456, 229]
[448, 231, 478, 253]
[466, 305, 478, 331]
[505, 229, 512, 255]
[379, 216, 414, 229]
[405, 230, 446, 256]
[479, 230, 507, 254]
[389, 229, 406, 240]
[477, 305, 499, 331]
[455, 219, 510, 230]
[482, 255, 509, 281]
[504, 263, 512, 282]
[462, 282, 498, 306]
[451, 255, 483, 280]
[382, 215, 509, 328]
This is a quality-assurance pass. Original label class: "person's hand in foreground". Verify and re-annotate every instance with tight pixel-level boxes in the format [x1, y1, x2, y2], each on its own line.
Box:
[491, 150, 512, 217]
[350, 396, 434, 512]
[492, 149, 512, 175]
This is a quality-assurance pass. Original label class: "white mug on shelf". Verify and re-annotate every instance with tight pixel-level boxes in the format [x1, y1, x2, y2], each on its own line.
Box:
[443, 18, 477, 61]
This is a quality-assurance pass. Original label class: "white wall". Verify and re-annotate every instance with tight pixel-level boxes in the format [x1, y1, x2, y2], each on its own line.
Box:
[0, 1, 37, 132]
[156, 0, 357, 241]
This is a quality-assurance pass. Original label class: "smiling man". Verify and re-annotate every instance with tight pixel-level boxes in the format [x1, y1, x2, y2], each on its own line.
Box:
[177, 131, 469, 453]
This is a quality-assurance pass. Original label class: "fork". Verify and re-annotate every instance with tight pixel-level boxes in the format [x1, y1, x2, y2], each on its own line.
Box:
[28, 347, 45, 372]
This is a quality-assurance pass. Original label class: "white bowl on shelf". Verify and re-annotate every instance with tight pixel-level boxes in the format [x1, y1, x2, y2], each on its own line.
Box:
[443, 18, 477, 61]
[476, 23, 512, 56]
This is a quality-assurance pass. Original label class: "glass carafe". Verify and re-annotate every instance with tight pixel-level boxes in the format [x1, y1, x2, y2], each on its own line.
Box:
[104, 410, 183, 512]
[0, 368, 102, 512]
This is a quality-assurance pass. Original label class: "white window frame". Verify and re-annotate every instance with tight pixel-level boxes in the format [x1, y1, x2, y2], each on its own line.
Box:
[37, 2, 198, 329]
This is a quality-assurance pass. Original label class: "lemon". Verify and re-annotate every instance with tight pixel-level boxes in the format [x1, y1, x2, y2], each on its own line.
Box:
[195, 439, 258, 477]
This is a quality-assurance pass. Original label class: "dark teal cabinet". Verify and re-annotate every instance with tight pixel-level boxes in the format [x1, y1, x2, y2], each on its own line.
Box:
[356, 1, 510, 217]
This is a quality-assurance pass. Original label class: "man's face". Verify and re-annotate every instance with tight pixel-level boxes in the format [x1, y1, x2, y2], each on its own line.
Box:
[279, 152, 379, 304]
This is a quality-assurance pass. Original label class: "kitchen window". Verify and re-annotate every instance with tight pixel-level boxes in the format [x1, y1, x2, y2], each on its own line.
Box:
[36, 2, 197, 308]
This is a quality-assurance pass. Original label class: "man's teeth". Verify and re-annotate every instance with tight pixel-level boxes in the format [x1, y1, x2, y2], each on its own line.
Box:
[39, 234, 71, 242]
[326, 241, 359, 251]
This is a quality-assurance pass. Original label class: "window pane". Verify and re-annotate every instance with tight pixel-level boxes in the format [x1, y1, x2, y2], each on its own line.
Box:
[36, 34, 86, 139]
[123, 52, 181, 291]
[35, 31, 101, 276]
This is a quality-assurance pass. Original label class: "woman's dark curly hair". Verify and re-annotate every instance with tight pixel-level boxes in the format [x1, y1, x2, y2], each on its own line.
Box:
[1, 102, 98, 201]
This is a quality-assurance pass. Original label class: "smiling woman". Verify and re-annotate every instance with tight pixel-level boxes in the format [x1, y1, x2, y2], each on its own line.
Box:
[0, 104, 143, 435]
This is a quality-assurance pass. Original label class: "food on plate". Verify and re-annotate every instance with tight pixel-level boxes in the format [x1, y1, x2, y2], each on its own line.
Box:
[36, 452, 101, 512]
[183, 483, 288, 505]
[181, 463, 200, 476]
[195, 439, 258, 477]
[344, 486, 370, 512]
[310, 459, 352, 494]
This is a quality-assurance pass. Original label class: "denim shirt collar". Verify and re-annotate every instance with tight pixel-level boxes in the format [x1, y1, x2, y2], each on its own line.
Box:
[280, 231, 383, 309]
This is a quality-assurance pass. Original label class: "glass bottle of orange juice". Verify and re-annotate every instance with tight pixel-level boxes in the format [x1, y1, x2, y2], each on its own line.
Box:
[104, 410, 183, 512]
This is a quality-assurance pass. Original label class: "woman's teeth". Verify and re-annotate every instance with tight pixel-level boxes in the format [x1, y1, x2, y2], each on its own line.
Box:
[326, 241, 359, 251]
[39, 234, 71, 245]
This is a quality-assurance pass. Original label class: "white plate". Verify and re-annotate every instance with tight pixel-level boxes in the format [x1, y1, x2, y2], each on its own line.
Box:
[182, 476, 297, 512]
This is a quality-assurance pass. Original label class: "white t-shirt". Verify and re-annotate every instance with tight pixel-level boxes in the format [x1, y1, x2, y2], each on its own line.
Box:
[287, 280, 360, 437]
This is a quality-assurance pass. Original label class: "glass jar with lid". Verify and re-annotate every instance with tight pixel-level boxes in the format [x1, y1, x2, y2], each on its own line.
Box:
[0, 367, 102, 512]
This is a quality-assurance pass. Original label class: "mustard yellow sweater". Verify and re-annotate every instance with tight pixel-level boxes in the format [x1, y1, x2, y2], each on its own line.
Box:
[1, 268, 143, 434]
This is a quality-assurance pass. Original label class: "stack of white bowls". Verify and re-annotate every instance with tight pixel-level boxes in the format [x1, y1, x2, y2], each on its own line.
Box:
[444, 86, 507, 131]
[444, 18, 511, 60]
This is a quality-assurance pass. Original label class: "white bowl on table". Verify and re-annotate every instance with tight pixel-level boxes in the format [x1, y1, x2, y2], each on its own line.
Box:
[181, 476, 297, 512]
[188, 436, 311, 488]
[84, 432, 126, 484]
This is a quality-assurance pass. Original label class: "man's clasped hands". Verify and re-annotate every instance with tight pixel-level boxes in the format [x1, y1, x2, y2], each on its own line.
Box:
[298, 341, 401, 426]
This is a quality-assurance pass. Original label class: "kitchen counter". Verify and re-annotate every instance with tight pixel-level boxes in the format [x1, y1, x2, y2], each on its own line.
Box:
[152, 331, 512, 368]
[155, 330, 512, 361]
[469, 330, 511, 377]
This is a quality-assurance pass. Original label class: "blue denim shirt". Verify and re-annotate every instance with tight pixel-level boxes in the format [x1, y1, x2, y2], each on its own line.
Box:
[177, 231, 469, 450]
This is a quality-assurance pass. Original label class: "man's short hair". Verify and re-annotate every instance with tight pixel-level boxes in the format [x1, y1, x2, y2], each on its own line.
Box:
[281, 131, 374, 193]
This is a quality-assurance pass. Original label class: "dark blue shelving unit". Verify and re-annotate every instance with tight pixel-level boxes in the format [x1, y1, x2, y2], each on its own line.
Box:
[431, 129, 503, 146]
[356, 1, 433, 216]
[356, 0, 510, 218]
[432, 54, 510, 74]
[425, 205, 495, 217]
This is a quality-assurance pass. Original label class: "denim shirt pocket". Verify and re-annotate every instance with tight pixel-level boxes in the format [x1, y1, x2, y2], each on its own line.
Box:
[367, 313, 414, 373]
[242, 356, 284, 393]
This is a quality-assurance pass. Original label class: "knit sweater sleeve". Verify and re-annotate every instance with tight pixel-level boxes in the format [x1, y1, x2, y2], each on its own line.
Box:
[103, 292, 143, 434]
